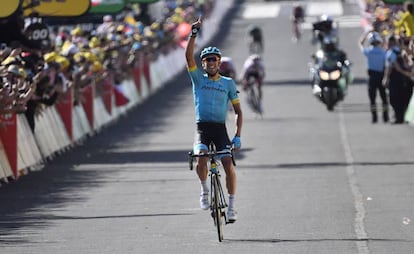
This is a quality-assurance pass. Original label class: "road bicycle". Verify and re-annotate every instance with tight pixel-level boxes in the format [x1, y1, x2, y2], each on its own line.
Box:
[188, 144, 236, 242]
[245, 75, 262, 115]
[292, 17, 304, 42]
[291, 5, 305, 43]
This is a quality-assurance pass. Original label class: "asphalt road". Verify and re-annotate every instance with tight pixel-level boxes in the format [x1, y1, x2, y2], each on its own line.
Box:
[1, 0, 414, 253]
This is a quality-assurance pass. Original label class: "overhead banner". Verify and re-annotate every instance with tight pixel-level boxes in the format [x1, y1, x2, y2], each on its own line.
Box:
[0, 0, 20, 18]
[23, 0, 90, 17]
[383, 0, 405, 3]
[89, 0, 126, 14]
[128, 0, 159, 3]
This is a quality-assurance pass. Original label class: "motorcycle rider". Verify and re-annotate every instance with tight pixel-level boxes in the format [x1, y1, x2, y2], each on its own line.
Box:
[359, 31, 388, 123]
[241, 54, 265, 112]
[312, 35, 351, 98]
[312, 14, 339, 47]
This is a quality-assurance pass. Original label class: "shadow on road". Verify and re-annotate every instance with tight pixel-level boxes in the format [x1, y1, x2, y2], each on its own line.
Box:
[237, 161, 414, 170]
[225, 237, 412, 243]
[0, 69, 194, 243]
[264, 77, 366, 86]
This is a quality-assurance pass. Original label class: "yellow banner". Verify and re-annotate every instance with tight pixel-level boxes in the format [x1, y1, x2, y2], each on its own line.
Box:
[23, 0, 90, 17]
[0, 0, 20, 18]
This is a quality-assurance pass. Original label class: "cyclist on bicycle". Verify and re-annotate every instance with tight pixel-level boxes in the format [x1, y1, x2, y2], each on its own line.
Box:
[247, 24, 263, 54]
[185, 16, 243, 222]
[291, 4, 305, 41]
[241, 54, 265, 112]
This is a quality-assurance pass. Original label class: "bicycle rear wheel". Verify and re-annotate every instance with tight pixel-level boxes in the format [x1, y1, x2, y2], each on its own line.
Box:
[212, 174, 224, 242]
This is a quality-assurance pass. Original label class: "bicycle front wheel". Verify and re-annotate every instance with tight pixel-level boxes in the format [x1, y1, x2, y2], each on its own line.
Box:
[248, 86, 261, 114]
[212, 174, 224, 242]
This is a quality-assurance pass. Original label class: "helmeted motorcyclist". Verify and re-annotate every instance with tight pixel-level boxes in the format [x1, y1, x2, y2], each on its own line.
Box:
[312, 14, 339, 47]
[321, 36, 348, 65]
[312, 35, 351, 98]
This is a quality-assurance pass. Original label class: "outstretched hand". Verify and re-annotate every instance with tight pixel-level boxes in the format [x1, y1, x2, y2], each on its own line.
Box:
[190, 16, 203, 36]
[192, 16, 203, 29]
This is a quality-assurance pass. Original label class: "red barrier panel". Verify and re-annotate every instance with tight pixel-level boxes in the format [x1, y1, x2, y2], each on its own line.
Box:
[0, 113, 18, 178]
[132, 66, 142, 96]
[143, 54, 152, 90]
[102, 79, 113, 114]
[114, 85, 129, 106]
[55, 88, 74, 140]
[81, 84, 95, 130]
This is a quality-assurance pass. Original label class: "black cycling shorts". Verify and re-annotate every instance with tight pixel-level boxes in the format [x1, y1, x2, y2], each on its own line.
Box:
[193, 122, 232, 153]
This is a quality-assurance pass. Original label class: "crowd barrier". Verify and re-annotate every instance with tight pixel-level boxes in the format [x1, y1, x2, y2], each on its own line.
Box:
[0, 0, 234, 185]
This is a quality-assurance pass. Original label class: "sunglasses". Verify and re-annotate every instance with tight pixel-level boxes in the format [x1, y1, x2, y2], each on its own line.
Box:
[203, 56, 219, 63]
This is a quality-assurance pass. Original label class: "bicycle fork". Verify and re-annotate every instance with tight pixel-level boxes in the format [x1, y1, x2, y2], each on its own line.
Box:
[209, 160, 228, 224]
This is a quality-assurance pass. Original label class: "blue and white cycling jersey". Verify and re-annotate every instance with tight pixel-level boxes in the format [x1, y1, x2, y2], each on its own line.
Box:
[188, 66, 240, 123]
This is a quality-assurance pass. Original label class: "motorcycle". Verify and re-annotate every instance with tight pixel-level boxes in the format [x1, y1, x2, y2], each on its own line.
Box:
[310, 50, 350, 111]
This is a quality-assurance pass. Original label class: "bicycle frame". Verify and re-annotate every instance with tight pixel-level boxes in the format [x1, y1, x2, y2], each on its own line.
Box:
[188, 146, 235, 242]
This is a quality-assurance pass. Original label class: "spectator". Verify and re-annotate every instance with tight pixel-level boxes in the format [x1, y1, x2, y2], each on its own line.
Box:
[393, 2, 414, 38]
[0, 0, 217, 121]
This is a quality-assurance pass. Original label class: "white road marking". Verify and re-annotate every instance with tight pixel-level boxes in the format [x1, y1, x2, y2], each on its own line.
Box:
[339, 111, 370, 254]
[242, 3, 281, 19]
[306, 1, 344, 16]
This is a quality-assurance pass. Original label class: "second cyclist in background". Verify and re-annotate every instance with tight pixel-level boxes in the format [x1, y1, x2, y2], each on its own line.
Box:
[247, 25, 263, 54]
[241, 54, 266, 112]
[291, 4, 305, 42]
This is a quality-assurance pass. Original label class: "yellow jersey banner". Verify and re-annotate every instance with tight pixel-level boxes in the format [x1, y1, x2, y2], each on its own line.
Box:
[23, 0, 90, 17]
[0, 0, 20, 18]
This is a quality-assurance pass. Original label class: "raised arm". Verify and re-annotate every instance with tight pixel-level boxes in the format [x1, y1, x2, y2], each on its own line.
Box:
[185, 17, 202, 69]
[358, 31, 369, 51]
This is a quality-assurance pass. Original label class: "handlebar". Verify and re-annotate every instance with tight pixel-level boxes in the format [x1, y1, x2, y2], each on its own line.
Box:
[188, 150, 236, 170]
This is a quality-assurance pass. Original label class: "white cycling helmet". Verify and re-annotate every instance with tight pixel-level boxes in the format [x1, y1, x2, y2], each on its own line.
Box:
[320, 14, 333, 22]
[368, 32, 383, 45]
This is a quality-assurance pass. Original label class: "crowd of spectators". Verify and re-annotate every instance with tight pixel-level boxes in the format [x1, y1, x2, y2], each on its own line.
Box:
[0, 0, 215, 132]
